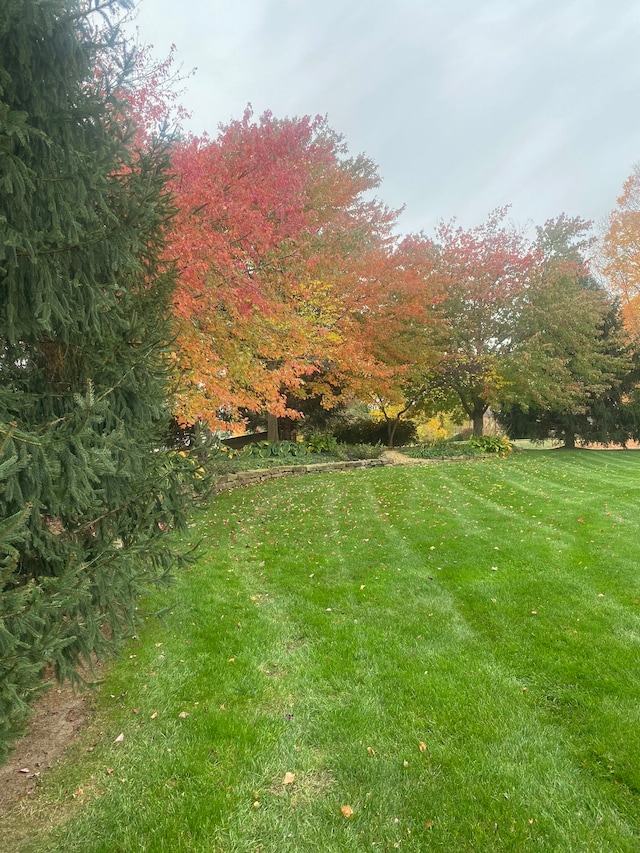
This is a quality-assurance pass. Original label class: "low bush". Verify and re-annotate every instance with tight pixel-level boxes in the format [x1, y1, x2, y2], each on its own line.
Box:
[334, 418, 417, 446]
[202, 439, 343, 474]
[336, 442, 385, 460]
[199, 436, 385, 473]
[403, 441, 472, 459]
[452, 426, 474, 441]
[468, 435, 513, 456]
[207, 440, 306, 461]
[403, 436, 513, 459]
[305, 433, 339, 454]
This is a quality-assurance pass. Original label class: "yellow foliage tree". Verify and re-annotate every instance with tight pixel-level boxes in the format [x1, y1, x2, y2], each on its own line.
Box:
[602, 164, 640, 339]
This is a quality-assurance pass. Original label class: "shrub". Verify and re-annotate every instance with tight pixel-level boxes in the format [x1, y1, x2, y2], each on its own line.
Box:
[452, 427, 474, 442]
[306, 433, 339, 454]
[403, 442, 471, 459]
[468, 435, 513, 456]
[334, 419, 417, 446]
[404, 436, 513, 459]
[336, 443, 385, 460]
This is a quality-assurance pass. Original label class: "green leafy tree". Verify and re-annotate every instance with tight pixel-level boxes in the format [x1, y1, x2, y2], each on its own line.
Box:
[499, 299, 638, 447]
[0, 0, 188, 755]
[498, 217, 636, 447]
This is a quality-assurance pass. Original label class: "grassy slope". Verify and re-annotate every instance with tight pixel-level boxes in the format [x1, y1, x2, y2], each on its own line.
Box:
[4, 451, 640, 852]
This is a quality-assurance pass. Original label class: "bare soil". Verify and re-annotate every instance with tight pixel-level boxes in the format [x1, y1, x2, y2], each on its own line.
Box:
[0, 664, 104, 815]
[380, 449, 427, 465]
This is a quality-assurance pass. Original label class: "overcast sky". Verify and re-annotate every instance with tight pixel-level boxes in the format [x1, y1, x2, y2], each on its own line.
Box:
[124, 0, 640, 238]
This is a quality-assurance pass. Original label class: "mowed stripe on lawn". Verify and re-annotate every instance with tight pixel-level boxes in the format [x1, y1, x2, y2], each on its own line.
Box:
[5, 452, 640, 852]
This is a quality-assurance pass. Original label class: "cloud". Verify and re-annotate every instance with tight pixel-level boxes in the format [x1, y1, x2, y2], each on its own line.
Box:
[125, 0, 640, 236]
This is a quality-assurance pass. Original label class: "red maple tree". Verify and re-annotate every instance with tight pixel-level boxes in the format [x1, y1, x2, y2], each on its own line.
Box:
[167, 109, 412, 431]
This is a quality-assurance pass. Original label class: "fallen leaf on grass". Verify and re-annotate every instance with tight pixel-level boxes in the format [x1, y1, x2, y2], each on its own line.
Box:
[178, 711, 189, 719]
[283, 772, 295, 786]
[150, 711, 158, 719]
[341, 805, 354, 818]
[114, 732, 124, 743]
[419, 741, 427, 752]
[367, 746, 375, 756]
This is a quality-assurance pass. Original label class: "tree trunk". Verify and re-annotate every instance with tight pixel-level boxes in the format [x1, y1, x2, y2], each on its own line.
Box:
[472, 410, 485, 437]
[267, 413, 279, 442]
[387, 418, 399, 449]
[563, 430, 576, 449]
[278, 418, 297, 441]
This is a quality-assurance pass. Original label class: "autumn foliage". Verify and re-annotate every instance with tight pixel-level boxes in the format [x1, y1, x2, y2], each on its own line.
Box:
[167, 110, 437, 429]
[602, 164, 640, 340]
[115, 38, 640, 442]
[429, 209, 536, 434]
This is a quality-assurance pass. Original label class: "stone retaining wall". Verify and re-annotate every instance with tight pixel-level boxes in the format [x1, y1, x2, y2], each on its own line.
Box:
[213, 457, 394, 493]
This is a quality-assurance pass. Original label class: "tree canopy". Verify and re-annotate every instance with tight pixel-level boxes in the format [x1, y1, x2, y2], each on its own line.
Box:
[602, 164, 640, 340]
[168, 110, 414, 431]
[415, 210, 535, 435]
[498, 217, 635, 447]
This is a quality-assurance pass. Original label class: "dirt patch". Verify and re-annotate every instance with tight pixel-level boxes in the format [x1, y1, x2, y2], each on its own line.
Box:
[0, 664, 104, 815]
[380, 450, 426, 465]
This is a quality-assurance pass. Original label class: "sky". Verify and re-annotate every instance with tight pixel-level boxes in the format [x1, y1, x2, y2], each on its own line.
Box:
[123, 0, 640, 239]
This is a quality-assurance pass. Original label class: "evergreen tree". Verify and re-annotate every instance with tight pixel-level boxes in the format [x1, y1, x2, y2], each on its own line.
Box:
[0, 0, 188, 757]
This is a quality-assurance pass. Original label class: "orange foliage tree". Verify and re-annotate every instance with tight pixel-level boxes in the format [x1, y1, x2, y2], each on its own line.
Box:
[602, 164, 640, 339]
[353, 234, 446, 446]
[167, 109, 421, 433]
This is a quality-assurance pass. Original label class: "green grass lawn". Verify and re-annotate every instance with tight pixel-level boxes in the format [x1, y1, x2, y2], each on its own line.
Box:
[3, 451, 640, 852]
